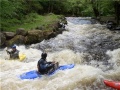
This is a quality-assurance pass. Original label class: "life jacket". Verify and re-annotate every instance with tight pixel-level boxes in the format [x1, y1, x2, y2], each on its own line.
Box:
[38, 58, 48, 70]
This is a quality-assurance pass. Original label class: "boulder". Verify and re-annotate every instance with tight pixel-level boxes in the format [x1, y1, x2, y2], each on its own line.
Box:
[114, 26, 120, 30]
[6, 35, 25, 46]
[35, 25, 45, 30]
[0, 32, 6, 47]
[16, 28, 28, 36]
[43, 30, 55, 39]
[47, 32, 56, 39]
[25, 30, 44, 44]
[25, 30, 56, 44]
[106, 21, 116, 30]
[100, 16, 116, 24]
[3, 32, 15, 40]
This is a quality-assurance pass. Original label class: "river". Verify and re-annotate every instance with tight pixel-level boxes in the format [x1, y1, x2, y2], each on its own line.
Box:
[0, 17, 120, 90]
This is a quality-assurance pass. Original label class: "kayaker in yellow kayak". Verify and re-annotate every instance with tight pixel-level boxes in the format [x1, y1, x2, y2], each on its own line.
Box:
[6, 45, 19, 59]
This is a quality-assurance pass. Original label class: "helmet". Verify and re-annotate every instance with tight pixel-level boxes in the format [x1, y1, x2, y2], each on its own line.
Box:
[41, 53, 47, 58]
[12, 45, 16, 48]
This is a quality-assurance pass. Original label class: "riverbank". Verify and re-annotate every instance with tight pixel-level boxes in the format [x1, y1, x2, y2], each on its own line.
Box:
[0, 13, 67, 47]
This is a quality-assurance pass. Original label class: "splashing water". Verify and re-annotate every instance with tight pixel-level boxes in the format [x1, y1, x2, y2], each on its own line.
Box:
[0, 17, 120, 90]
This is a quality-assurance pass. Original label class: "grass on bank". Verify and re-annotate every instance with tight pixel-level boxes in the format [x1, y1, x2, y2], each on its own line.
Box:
[2, 13, 62, 32]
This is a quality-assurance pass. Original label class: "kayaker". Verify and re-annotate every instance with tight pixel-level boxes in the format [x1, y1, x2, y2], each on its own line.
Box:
[37, 52, 59, 75]
[6, 45, 19, 59]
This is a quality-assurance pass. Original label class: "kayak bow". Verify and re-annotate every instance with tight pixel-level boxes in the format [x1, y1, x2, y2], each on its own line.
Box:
[104, 80, 120, 90]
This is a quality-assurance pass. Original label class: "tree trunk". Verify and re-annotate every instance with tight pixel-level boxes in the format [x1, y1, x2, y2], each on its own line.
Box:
[114, 1, 120, 24]
[48, 1, 50, 13]
[91, 0, 100, 18]
[50, 3, 53, 13]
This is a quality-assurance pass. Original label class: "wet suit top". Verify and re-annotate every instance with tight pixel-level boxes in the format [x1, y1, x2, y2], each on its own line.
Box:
[37, 58, 54, 74]
[7, 50, 19, 59]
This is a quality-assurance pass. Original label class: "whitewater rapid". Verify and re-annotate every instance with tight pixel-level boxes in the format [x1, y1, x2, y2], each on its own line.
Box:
[0, 17, 120, 90]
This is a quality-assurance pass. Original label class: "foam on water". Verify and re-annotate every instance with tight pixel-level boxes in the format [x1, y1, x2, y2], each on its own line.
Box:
[0, 17, 120, 90]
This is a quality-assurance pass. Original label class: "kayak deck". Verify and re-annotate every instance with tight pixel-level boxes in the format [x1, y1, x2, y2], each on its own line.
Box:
[104, 80, 120, 90]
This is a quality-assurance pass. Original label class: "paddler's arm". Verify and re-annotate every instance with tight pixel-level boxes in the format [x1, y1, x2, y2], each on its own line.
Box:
[6, 50, 11, 54]
[37, 61, 40, 73]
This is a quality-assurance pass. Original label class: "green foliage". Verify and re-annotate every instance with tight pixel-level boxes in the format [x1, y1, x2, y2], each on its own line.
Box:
[1, 0, 117, 31]
[1, 0, 18, 18]
[0, 0, 43, 31]
[99, 0, 115, 16]
[6, 13, 61, 32]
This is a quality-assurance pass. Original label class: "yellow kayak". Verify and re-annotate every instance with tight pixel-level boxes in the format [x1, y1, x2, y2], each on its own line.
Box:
[19, 53, 26, 61]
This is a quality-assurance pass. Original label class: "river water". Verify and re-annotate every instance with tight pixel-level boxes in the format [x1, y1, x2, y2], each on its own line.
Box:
[0, 17, 120, 90]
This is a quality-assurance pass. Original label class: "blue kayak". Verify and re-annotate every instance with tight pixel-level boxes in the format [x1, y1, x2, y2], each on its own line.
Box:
[20, 64, 74, 80]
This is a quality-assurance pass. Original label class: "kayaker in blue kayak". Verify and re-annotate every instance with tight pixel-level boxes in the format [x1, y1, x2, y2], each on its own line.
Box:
[37, 53, 59, 75]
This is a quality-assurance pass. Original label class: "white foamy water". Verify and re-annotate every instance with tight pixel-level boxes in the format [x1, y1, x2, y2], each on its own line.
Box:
[0, 17, 120, 90]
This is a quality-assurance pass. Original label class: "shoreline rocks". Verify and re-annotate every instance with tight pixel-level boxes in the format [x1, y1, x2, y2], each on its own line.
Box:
[0, 19, 67, 48]
[98, 16, 120, 31]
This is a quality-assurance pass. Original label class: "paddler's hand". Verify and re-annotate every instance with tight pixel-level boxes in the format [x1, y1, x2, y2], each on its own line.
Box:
[52, 61, 56, 64]
[6, 50, 10, 54]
